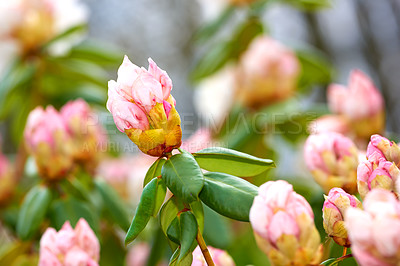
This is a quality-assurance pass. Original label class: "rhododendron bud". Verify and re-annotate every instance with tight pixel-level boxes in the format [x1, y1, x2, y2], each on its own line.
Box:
[192, 246, 235, 266]
[308, 115, 350, 135]
[39, 218, 99, 266]
[357, 154, 400, 199]
[24, 106, 73, 180]
[0, 0, 88, 54]
[304, 132, 359, 193]
[322, 188, 362, 247]
[236, 36, 300, 109]
[107, 56, 182, 157]
[367, 134, 400, 167]
[61, 99, 107, 173]
[0, 153, 15, 205]
[250, 180, 322, 266]
[327, 70, 385, 139]
[346, 189, 400, 265]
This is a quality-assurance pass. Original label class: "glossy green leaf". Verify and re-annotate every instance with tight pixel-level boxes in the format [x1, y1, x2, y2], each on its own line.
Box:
[199, 172, 258, 221]
[153, 178, 167, 217]
[125, 178, 157, 245]
[167, 217, 181, 244]
[17, 185, 52, 240]
[178, 212, 198, 262]
[162, 152, 204, 203]
[144, 158, 166, 187]
[95, 179, 130, 230]
[160, 197, 204, 239]
[193, 147, 275, 177]
[48, 197, 100, 234]
[203, 205, 233, 249]
[169, 248, 192, 266]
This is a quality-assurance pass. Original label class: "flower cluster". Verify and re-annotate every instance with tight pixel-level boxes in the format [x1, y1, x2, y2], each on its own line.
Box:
[39, 218, 99, 266]
[346, 189, 400, 265]
[0, 0, 88, 54]
[304, 132, 359, 193]
[327, 70, 385, 140]
[322, 188, 362, 247]
[250, 180, 322, 266]
[236, 36, 300, 109]
[357, 134, 400, 198]
[24, 99, 107, 180]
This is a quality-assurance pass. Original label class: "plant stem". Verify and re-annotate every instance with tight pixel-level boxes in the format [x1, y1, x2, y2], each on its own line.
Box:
[196, 229, 215, 266]
[342, 247, 347, 256]
[335, 254, 353, 264]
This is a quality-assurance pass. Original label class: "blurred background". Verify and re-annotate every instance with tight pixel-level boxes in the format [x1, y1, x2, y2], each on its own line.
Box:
[0, 0, 399, 265]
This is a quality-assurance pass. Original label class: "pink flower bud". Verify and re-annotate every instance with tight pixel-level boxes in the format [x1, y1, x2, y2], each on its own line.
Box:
[327, 70, 385, 139]
[250, 180, 322, 265]
[346, 189, 400, 265]
[107, 56, 182, 157]
[367, 134, 400, 167]
[24, 106, 73, 180]
[39, 219, 99, 266]
[192, 246, 235, 266]
[308, 115, 350, 135]
[236, 36, 300, 108]
[357, 155, 400, 199]
[61, 99, 107, 173]
[304, 132, 359, 193]
[322, 188, 361, 247]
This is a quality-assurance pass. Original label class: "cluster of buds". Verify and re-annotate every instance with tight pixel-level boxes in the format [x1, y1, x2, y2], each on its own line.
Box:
[61, 99, 107, 174]
[24, 106, 74, 180]
[192, 246, 235, 266]
[0, 151, 15, 205]
[322, 188, 362, 247]
[107, 56, 182, 157]
[0, 0, 88, 54]
[250, 180, 322, 266]
[39, 218, 99, 266]
[327, 70, 385, 140]
[346, 189, 400, 265]
[24, 100, 107, 180]
[357, 134, 400, 198]
[235, 36, 300, 109]
[304, 132, 359, 194]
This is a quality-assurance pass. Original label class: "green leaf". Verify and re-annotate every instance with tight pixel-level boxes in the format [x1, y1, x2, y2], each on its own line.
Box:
[190, 41, 234, 82]
[193, 147, 275, 177]
[144, 158, 166, 187]
[178, 212, 198, 262]
[41, 24, 86, 50]
[161, 152, 204, 203]
[16, 185, 52, 240]
[199, 172, 258, 221]
[230, 17, 264, 59]
[169, 248, 193, 266]
[320, 258, 338, 265]
[195, 5, 236, 43]
[167, 217, 181, 244]
[125, 178, 157, 245]
[296, 48, 333, 91]
[203, 205, 233, 249]
[95, 179, 130, 230]
[66, 40, 122, 66]
[160, 197, 204, 239]
[283, 0, 331, 10]
[48, 197, 100, 234]
[153, 178, 167, 217]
